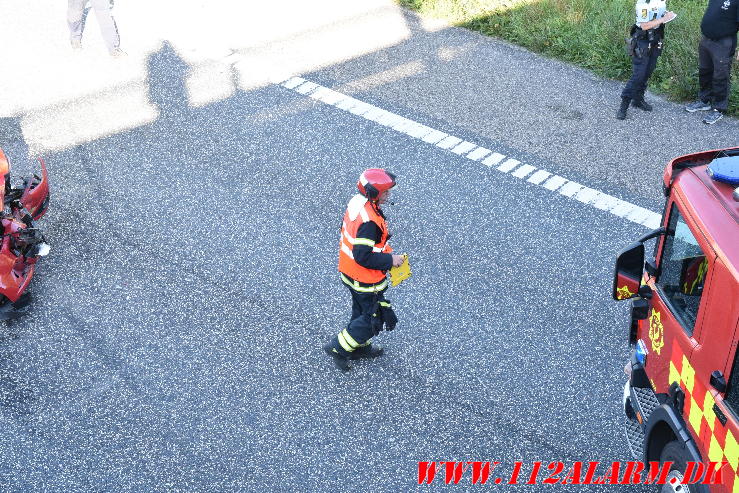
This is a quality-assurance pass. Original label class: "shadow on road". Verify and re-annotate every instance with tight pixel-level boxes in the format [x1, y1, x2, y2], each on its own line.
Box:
[0, 19, 669, 492]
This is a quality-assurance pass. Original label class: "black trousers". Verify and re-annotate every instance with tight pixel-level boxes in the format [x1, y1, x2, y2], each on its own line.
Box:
[331, 287, 389, 357]
[698, 35, 737, 112]
[622, 39, 661, 100]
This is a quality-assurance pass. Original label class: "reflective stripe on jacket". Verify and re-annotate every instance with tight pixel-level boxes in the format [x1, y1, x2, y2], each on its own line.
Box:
[338, 194, 391, 286]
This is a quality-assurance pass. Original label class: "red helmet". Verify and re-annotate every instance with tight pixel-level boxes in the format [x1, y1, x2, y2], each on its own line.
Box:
[357, 168, 396, 201]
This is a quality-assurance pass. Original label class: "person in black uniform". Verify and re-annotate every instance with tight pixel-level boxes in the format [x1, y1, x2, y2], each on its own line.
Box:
[617, 0, 676, 120]
[684, 0, 739, 125]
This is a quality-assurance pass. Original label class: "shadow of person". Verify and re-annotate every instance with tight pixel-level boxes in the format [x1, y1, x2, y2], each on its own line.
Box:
[147, 41, 191, 119]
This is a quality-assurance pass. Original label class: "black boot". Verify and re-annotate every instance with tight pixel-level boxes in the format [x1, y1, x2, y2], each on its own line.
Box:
[632, 98, 653, 111]
[616, 97, 630, 120]
[324, 343, 351, 371]
[350, 344, 384, 360]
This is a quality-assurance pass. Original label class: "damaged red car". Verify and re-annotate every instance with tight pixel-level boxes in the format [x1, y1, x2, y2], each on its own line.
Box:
[0, 147, 50, 319]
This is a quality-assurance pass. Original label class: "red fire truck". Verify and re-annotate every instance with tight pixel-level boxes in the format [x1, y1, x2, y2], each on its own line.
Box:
[613, 146, 739, 492]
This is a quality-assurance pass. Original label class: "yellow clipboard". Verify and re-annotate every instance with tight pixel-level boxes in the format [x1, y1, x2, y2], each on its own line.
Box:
[389, 254, 412, 287]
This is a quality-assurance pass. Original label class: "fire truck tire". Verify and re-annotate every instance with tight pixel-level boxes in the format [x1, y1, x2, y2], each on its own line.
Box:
[659, 440, 693, 493]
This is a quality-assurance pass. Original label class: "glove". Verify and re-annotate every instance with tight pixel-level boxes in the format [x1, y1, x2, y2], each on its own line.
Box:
[370, 312, 384, 335]
[379, 301, 398, 331]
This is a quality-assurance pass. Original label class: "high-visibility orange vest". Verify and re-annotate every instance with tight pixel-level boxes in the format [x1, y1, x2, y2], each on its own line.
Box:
[338, 194, 392, 287]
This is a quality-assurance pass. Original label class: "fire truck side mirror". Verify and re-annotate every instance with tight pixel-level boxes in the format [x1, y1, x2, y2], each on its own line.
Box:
[711, 370, 727, 393]
[613, 242, 645, 300]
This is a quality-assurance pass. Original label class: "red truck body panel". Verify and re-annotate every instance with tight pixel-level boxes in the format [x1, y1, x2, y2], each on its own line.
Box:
[631, 148, 739, 492]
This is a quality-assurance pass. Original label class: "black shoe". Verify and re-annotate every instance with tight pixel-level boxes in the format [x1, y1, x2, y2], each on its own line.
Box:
[350, 344, 384, 360]
[616, 97, 630, 120]
[632, 99, 653, 111]
[324, 344, 351, 371]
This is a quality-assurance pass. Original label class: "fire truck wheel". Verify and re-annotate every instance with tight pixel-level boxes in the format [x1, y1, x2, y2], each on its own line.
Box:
[659, 440, 693, 493]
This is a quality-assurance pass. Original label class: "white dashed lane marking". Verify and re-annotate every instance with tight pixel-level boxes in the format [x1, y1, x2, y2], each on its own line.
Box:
[280, 76, 662, 229]
[482, 153, 505, 167]
[511, 164, 536, 179]
[527, 170, 552, 185]
[498, 159, 520, 173]
[467, 147, 492, 161]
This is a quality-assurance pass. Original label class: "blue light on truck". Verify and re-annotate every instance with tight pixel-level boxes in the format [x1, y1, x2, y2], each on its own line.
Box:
[707, 155, 739, 186]
[635, 339, 648, 366]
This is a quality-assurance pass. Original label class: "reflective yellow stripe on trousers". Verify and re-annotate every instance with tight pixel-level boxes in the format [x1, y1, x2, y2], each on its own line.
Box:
[341, 273, 387, 293]
[338, 329, 359, 352]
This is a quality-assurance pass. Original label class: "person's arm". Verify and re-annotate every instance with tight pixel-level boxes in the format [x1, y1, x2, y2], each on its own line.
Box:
[353, 222, 393, 271]
[638, 10, 675, 30]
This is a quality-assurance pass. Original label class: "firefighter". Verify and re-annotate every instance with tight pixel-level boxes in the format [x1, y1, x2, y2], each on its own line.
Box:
[323, 168, 406, 372]
[617, 0, 676, 120]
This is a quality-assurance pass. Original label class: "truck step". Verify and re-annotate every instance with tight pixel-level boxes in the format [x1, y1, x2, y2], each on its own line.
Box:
[624, 386, 661, 459]
[633, 386, 661, 421]
[625, 415, 645, 459]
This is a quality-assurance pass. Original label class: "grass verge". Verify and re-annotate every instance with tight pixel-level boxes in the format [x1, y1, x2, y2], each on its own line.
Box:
[399, 0, 739, 115]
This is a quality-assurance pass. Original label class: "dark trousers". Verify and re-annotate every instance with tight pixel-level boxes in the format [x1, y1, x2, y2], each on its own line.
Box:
[622, 39, 661, 101]
[331, 287, 387, 357]
[698, 35, 737, 113]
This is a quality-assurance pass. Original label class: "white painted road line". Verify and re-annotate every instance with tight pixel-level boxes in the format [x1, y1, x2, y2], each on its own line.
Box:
[422, 130, 448, 144]
[319, 89, 346, 106]
[308, 86, 331, 102]
[592, 193, 620, 212]
[437, 136, 463, 150]
[542, 175, 568, 191]
[296, 81, 318, 94]
[558, 181, 584, 198]
[482, 153, 505, 167]
[390, 118, 413, 132]
[573, 187, 601, 205]
[348, 102, 371, 116]
[406, 124, 433, 139]
[511, 164, 536, 179]
[497, 159, 520, 173]
[335, 98, 357, 111]
[451, 141, 477, 155]
[367, 107, 389, 122]
[610, 199, 637, 218]
[527, 170, 552, 185]
[378, 112, 402, 127]
[467, 147, 492, 162]
[283, 77, 305, 89]
[278, 76, 661, 229]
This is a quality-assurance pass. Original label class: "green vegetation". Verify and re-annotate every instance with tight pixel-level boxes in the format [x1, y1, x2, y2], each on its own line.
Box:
[399, 0, 739, 114]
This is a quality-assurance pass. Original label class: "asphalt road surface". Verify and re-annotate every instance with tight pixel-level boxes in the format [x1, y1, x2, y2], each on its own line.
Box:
[1, 1, 737, 491]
